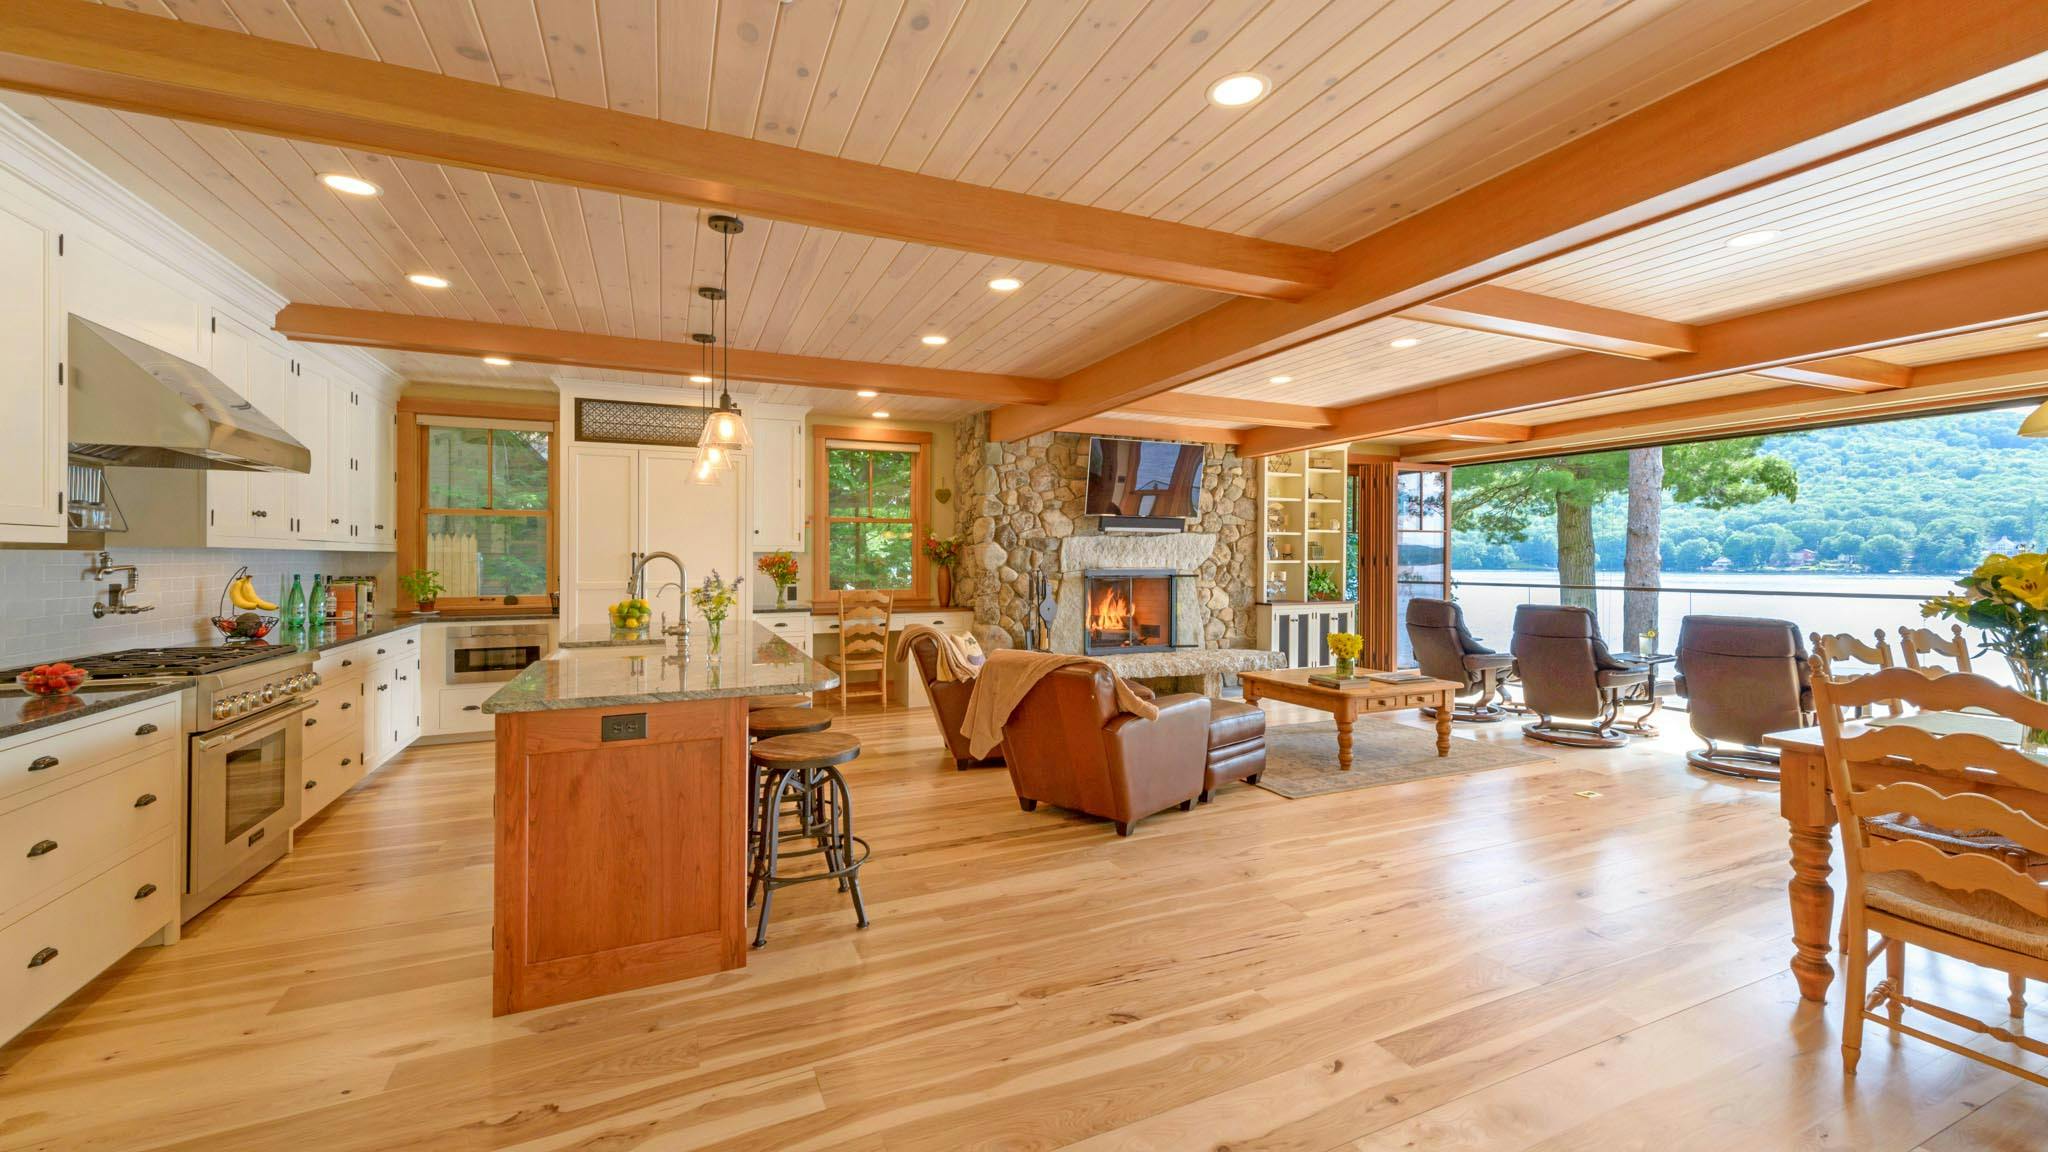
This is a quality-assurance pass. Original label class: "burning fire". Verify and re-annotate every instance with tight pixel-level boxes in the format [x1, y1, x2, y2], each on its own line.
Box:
[1089, 586, 1131, 634]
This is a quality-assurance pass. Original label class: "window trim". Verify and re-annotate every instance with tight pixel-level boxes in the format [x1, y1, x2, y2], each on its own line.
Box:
[811, 425, 932, 606]
[397, 398, 560, 615]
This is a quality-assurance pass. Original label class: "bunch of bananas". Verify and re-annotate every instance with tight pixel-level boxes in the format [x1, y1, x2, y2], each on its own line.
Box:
[226, 575, 278, 612]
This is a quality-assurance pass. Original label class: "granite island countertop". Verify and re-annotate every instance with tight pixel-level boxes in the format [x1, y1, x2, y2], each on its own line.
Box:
[484, 622, 837, 713]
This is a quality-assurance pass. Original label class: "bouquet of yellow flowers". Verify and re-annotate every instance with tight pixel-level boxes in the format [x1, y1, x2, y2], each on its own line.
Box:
[1921, 551, 2048, 698]
[1326, 632, 1364, 661]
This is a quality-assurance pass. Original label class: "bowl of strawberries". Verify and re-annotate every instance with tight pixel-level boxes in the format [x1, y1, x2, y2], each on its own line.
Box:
[16, 661, 89, 697]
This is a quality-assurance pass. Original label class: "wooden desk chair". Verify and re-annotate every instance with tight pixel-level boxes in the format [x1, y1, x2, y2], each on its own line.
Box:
[1814, 666, 2048, 1085]
[826, 590, 892, 710]
[1899, 623, 1973, 675]
[1812, 629, 1902, 717]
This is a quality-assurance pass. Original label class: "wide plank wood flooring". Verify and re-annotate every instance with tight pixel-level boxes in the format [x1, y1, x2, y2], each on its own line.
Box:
[3, 702, 2046, 1150]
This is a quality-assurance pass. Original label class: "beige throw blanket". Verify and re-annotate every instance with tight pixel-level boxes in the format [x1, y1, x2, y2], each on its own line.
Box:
[961, 649, 1160, 759]
[896, 623, 981, 683]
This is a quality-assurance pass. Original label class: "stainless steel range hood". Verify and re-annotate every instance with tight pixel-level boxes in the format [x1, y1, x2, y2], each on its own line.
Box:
[66, 315, 310, 473]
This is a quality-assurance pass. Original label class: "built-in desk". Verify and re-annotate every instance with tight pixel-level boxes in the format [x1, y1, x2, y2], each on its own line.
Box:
[811, 608, 975, 708]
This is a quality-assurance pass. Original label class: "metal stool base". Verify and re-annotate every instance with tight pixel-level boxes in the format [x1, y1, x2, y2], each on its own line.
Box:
[1687, 745, 1781, 782]
[747, 760, 870, 948]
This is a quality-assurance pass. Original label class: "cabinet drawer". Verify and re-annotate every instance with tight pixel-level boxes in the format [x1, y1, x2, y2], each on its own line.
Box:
[298, 679, 361, 756]
[436, 684, 497, 734]
[314, 643, 374, 680]
[297, 743, 367, 829]
[367, 630, 420, 668]
[1403, 691, 1446, 707]
[0, 743, 176, 924]
[0, 834, 175, 1043]
[0, 697, 180, 803]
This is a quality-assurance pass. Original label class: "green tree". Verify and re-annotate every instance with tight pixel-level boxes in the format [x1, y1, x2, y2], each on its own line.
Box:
[1821, 531, 1865, 560]
[1453, 438, 1796, 613]
[1860, 534, 1906, 573]
[1672, 538, 1721, 570]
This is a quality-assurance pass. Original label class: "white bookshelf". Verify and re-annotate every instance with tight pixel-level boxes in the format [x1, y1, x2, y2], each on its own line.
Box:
[1258, 449, 1351, 604]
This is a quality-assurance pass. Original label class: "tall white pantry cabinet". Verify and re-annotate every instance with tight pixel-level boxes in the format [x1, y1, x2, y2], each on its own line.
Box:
[0, 117, 400, 548]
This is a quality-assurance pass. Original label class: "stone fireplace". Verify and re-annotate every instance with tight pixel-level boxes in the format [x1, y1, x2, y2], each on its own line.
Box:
[1081, 569, 1184, 655]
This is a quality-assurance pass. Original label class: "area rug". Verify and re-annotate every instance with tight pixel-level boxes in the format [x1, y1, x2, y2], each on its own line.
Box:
[1252, 717, 1552, 798]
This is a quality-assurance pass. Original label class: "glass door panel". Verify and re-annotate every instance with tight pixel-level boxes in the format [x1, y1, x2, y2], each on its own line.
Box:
[1393, 466, 1451, 666]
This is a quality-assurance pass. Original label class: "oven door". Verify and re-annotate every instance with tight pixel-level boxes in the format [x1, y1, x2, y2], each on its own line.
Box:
[447, 628, 546, 684]
[186, 700, 309, 912]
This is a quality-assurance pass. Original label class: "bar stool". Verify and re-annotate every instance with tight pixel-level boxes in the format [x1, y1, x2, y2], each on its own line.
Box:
[749, 692, 814, 711]
[747, 707, 833, 846]
[746, 731, 869, 948]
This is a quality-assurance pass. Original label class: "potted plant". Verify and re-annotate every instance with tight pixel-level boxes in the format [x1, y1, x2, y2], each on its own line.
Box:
[1306, 565, 1340, 602]
[1923, 551, 2048, 747]
[756, 551, 800, 605]
[690, 571, 738, 653]
[922, 533, 962, 608]
[1327, 631, 1364, 679]
[401, 569, 444, 614]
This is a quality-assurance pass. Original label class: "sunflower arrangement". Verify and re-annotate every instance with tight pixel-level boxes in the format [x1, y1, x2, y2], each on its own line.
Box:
[1921, 551, 2048, 699]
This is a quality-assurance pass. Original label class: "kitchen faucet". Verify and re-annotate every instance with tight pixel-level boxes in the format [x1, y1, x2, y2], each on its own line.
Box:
[88, 552, 153, 618]
[628, 552, 690, 638]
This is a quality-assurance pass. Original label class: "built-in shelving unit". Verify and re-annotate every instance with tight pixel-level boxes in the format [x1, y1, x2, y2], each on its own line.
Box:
[1258, 449, 1351, 603]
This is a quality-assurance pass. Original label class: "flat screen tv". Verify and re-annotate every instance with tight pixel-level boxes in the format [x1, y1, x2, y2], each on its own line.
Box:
[1085, 437, 1205, 520]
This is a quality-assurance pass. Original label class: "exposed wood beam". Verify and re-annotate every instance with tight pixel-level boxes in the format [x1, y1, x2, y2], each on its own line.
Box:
[273, 305, 1056, 406]
[1405, 346, 2048, 464]
[1398, 287, 1695, 359]
[0, 1, 1332, 302]
[988, 0, 2048, 440]
[1413, 421, 1534, 443]
[1115, 394, 1333, 429]
[1754, 355, 1913, 392]
[1239, 244, 2048, 457]
[1058, 419, 1244, 446]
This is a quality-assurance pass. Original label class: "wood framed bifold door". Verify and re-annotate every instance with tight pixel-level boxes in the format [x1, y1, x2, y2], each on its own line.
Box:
[1353, 460, 1453, 670]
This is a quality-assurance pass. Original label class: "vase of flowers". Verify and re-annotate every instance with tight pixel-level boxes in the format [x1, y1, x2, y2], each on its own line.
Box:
[1922, 551, 2048, 749]
[1328, 631, 1364, 679]
[756, 551, 800, 605]
[690, 571, 738, 653]
[922, 533, 962, 608]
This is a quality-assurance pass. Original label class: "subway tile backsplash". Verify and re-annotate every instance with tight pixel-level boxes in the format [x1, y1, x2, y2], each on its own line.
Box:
[0, 546, 394, 667]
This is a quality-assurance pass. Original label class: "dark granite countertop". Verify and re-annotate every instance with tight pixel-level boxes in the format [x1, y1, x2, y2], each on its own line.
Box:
[486, 623, 837, 713]
[0, 681, 189, 742]
[287, 612, 556, 653]
[754, 603, 813, 614]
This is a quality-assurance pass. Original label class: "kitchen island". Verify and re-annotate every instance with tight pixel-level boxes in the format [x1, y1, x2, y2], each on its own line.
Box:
[483, 623, 837, 1015]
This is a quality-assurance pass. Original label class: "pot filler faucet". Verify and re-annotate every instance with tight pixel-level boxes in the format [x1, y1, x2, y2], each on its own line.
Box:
[627, 551, 689, 638]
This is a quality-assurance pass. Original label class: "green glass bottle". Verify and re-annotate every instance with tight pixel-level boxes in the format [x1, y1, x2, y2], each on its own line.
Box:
[283, 574, 307, 633]
[306, 573, 325, 628]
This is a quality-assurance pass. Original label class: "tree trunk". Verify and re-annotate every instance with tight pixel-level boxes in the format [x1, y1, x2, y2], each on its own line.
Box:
[1556, 496, 1596, 613]
[1623, 446, 1664, 653]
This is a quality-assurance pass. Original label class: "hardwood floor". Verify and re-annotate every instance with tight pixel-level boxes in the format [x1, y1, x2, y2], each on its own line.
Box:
[3, 702, 2046, 1151]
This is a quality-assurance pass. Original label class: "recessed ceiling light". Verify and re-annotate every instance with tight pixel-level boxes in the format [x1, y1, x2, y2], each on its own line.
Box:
[1207, 72, 1270, 108]
[857, 389, 879, 398]
[1725, 229, 1784, 249]
[319, 173, 380, 197]
[1268, 375, 1292, 385]
[407, 273, 450, 289]
[920, 334, 948, 346]
[1389, 337, 1420, 349]
[871, 410, 890, 419]
[482, 356, 511, 366]
[689, 373, 713, 384]
[988, 276, 1022, 292]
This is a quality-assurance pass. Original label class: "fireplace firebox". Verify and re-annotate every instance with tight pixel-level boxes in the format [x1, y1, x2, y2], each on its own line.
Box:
[1083, 569, 1191, 655]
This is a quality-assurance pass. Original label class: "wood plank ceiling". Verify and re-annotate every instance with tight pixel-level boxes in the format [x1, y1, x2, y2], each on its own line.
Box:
[5, 0, 1873, 418]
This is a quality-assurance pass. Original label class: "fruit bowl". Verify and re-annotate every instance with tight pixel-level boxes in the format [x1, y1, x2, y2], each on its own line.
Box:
[211, 614, 279, 641]
[17, 662, 89, 697]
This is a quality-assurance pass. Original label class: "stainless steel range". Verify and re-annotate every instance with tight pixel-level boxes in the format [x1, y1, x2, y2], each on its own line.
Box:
[69, 644, 319, 919]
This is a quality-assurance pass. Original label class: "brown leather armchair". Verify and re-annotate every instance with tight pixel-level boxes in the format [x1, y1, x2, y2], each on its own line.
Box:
[1509, 604, 1648, 748]
[1673, 615, 1813, 780]
[903, 632, 1003, 768]
[1001, 666, 1210, 836]
[1406, 597, 1515, 722]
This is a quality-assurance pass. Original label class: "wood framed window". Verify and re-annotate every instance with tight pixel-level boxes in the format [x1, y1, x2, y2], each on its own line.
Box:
[811, 426, 931, 604]
[400, 404, 559, 613]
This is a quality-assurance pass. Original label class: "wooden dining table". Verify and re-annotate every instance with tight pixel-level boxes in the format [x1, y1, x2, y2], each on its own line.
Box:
[1764, 710, 2048, 1003]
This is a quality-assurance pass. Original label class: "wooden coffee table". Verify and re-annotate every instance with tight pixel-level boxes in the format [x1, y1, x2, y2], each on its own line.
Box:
[1239, 667, 1461, 771]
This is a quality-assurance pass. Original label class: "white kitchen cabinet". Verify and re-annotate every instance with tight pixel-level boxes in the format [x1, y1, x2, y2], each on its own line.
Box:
[0, 194, 64, 541]
[368, 644, 422, 770]
[290, 362, 331, 544]
[748, 416, 805, 551]
[562, 442, 748, 637]
[566, 444, 638, 636]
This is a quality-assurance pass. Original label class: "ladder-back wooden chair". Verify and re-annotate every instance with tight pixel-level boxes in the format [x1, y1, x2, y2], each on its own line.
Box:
[1814, 665, 2048, 1084]
[1812, 629, 1902, 717]
[827, 590, 893, 710]
[1898, 623, 1973, 676]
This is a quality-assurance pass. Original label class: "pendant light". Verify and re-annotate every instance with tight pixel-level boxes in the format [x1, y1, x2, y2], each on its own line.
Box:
[2022, 398, 2048, 438]
[689, 329, 726, 484]
[697, 214, 753, 454]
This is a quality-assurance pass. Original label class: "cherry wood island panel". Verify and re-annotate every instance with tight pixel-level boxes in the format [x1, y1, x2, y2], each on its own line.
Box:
[485, 626, 837, 1015]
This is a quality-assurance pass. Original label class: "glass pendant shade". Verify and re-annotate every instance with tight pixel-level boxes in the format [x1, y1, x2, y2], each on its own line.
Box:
[690, 449, 725, 484]
[698, 399, 752, 451]
[2021, 398, 2048, 438]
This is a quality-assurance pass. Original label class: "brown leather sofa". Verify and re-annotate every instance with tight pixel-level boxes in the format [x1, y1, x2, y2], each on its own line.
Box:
[1406, 597, 1515, 722]
[1509, 604, 1648, 748]
[1001, 665, 1212, 835]
[1673, 614, 1813, 780]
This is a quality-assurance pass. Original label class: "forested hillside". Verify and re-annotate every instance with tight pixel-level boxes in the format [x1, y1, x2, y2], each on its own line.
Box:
[1450, 406, 2048, 575]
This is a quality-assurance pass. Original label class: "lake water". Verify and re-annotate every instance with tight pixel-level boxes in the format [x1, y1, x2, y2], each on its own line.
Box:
[1445, 568, 1996, 674]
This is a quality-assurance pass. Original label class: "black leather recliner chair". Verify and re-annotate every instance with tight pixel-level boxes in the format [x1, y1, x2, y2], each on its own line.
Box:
[1406, 597, 1515, 722]
[1673, 615, 1813, 781]
[1509, 604, 1648, 747]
